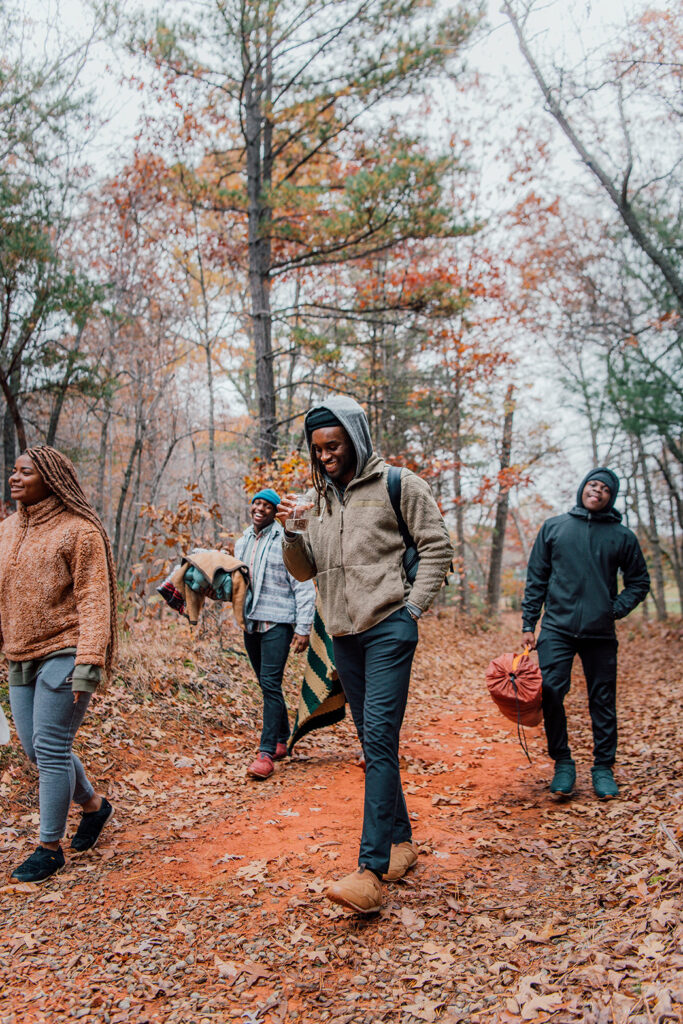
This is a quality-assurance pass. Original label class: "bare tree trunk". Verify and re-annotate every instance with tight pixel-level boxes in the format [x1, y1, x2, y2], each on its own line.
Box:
[656, 445, 683, 531]
[486, 385, 515, 616]
[46, 324, 86, 446]
[657, 446, 683, 610]
[668, 489, 683, 612]
[510, 506, 530, 564]
[575, 358, 601, 466]
[282, 274, 301, 444]
[134, 431, 184, 567]
[3, 402, 15, 504]
[189, 201, 220, 539]
[113, 428, 144, 567]
[452, 368, 468, 613]
[637, 441, 666, 620]
[244, 28, 276, 461]
[95, 411, 110, 520]
[205, 340, 220, 543]
[0, 358, 26, 454]
[120, 442, 144, 579]
[2, 358, 23, 502]
[465, 539, 487, 589]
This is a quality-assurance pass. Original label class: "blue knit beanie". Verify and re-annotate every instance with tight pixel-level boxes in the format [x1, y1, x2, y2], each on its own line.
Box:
[252, 488, 281, 508]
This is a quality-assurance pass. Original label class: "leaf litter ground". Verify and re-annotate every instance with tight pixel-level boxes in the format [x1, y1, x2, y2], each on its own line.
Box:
[0, 612, 682, 1024]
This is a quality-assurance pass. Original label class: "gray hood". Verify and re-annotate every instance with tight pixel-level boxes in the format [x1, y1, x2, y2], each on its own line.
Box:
[304, 395, 374, 479]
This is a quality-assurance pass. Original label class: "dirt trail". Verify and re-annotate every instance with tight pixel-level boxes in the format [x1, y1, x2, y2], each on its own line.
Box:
[1, 615, 681, 1024]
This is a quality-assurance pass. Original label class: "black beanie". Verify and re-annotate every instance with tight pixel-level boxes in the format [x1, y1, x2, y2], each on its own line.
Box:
[305, 407, 343, 433]
[586, 469, 618, 496]
[577, 467, 620, 512]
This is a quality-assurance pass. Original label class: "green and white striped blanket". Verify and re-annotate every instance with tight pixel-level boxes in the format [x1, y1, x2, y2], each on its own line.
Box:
[288, 605, 346, 751]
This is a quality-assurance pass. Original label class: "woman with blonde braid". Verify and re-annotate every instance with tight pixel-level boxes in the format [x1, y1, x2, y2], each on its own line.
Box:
[1, 446, 118, 883]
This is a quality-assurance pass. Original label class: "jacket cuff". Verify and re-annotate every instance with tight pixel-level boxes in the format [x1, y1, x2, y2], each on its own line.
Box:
[282, 531, 304, 546]
[405, 602, 423, 619]
[71, 664, 101, 693]
[294, 623, 313, 636]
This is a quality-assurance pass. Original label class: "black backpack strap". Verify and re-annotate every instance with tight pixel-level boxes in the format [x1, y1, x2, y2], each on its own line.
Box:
[386, 466, 415, 550]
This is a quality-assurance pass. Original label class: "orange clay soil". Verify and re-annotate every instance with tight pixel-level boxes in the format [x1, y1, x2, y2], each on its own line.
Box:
[0, 612, 681, 1024]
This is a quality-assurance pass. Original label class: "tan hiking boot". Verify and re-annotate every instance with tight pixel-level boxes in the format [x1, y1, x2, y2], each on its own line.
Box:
[325, 866, 382, 914]
[382, 841, 418, 881]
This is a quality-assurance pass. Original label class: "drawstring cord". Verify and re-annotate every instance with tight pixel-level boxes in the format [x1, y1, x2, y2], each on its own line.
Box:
[510, 645, 532, 764]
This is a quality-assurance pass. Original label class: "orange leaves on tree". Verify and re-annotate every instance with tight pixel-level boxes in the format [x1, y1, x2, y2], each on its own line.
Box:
[243, 451, 311, 500]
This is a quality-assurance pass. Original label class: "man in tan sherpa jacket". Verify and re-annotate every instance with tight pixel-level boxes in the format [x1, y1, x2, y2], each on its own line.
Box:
[278, 395, 453, 916]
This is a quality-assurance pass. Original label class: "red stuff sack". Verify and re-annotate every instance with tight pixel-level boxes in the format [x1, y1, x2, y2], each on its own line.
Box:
[486, 647, 543, 727]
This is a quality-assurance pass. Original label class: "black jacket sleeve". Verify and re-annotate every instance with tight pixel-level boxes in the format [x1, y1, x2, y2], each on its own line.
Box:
[521, 523, 552, 632]
[613, 533, 650, 619]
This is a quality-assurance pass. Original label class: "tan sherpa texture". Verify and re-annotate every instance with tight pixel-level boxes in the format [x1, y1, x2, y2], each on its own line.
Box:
[282, 456, 453, 635]
[169, 549, 249, 628]
[0, 495, 111, 666]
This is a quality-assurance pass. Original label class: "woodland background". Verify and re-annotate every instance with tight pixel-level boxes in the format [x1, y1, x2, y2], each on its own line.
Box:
[2, 6, 683, 1021]
[1, 0, 682, 617]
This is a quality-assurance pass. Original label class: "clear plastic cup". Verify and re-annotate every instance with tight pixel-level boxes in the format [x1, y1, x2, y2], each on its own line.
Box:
[285, 495, 314, 533]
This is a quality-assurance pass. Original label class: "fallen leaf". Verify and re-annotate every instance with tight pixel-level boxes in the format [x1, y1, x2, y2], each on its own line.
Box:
[520, 993, 564, 1019]
[402, 995, 443, 1021]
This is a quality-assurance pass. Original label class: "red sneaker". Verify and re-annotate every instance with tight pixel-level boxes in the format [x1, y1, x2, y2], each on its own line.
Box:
[248, 752, 274, 780]
[273, 742, 288, 761]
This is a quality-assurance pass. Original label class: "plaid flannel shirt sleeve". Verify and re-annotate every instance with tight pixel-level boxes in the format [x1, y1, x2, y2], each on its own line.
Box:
[289, 573, 316, 636]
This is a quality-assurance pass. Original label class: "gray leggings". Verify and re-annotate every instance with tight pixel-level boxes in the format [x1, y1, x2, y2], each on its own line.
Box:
[9, 654, 94, 843]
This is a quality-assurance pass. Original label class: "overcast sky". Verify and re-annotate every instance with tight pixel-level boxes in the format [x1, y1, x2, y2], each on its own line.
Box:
[23, 0, 657, 507]
[32, 0, 646, 169]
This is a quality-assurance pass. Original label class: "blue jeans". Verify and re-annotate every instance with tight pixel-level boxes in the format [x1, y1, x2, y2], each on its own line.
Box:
[243, 624, 293, 756]
[9, 654, 94, 843]
[332, 607, 418, 876]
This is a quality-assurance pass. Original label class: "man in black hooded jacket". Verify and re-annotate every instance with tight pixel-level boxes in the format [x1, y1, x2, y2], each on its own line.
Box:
[521, 468, 650, 799]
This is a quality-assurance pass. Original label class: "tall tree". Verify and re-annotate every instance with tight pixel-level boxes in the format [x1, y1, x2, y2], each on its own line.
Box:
[136, 0, 482, 459]
[0, 177, 100, 486]
[486, 384, 515, 617]
[0, 0, 104, 486]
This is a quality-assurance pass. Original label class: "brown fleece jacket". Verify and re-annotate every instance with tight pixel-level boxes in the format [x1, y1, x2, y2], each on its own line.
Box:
[0, 495, 111, 666]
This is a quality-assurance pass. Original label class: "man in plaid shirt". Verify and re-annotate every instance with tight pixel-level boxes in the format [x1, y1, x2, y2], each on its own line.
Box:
[235, 488, 315, 780]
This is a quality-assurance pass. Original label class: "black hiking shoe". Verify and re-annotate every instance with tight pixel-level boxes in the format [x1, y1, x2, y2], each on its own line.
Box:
[70, 797, 115, 852]
[549, 760, 576, 798]
[592, 766, 619, 800]
[11, 845, 65, 884]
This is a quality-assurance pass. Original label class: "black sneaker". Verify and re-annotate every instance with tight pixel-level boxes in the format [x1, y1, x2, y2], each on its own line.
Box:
[70, 797, 115, 852]
[11, 846, 65, 884]
[549, 760, 576, 798]
[592, 766, 619, 800]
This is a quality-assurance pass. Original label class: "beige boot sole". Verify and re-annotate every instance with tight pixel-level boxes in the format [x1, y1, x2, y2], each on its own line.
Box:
[325, 886, 381, 914]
